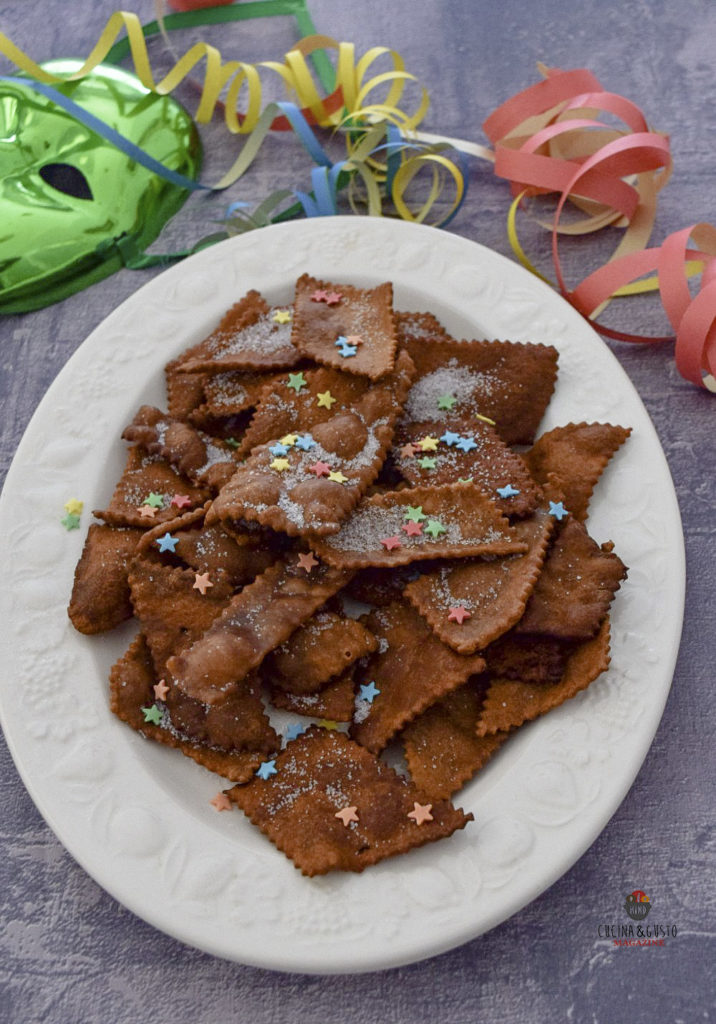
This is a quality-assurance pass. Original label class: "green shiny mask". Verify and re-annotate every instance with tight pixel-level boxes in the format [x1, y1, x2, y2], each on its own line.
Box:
[0, 60, 201, 313]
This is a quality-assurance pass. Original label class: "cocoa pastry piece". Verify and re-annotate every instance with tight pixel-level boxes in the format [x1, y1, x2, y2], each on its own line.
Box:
[209, 349, 415, 537]
[165, 357, 207, 421]
[522, 422, 632, 521]
[166, 557, 353, 704]
[395, 310, 455, 346]
[291, 274, 398, 379]
[174, 290, 301, 373]
[402, 678, 510, 800]
[268, 671, 357, 722]
[68, 523, 143, 634]
[226, 726, 473, 876]
[264, 608, 378, 694]
[93, 447, 209, 528]
[171, 519, 278, 588]
[404, 501, 554, 654]
[314, 481, 526, 571]
[517, 518, 627, 640]
[484, 631, 571, 686]
[122, 406, 239, 492]
[401, 336, 559, 445]
[110, 634, 268, 782]
[343, 564, 420, 607]
[190, 369, 284, 422]
[350, 601, 486, 754]
[393, 417, 541, 517]
[476, 616, 612, 735]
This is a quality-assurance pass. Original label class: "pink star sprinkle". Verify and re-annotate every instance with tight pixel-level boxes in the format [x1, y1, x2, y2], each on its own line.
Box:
[447, 605, 472, 624]
[193, 572, 213, 595]
[297, 551, 319, 573]
[344, 334, 363, 346]
[210, 792, 233, 813]
[380, 536, 402, 551]
[171, 494, 192, 509]
[334, 806, 359, 826]
[401, 521, 423, 537]
[311, 289, 329, 302]
[153, 679, 169, 701]
[308, 460, 331, 477]
[407, 802, 434, 825]
[138, 504, 158, 519]
[400, 443, 419, 458]
[325, 291, 342, 305]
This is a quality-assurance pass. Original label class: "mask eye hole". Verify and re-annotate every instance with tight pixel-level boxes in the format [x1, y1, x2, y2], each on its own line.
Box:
[39, 163, 93, 200]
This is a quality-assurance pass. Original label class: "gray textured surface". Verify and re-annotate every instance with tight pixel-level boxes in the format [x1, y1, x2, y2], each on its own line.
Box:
[0, 0, 714, 1021]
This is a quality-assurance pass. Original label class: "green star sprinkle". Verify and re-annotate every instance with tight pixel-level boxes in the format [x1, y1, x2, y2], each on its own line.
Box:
[458, 476, 474, 484]
[141, 704, 163, 725]
[287, 372, 307, 392]
[403, 505, 427, 523]
[61, 513, 81, 531]
[144, 492, 165, 508]
[225, 436, 240, 449]
[437, 394, 457, 410]
[419, 456, 437, 470]
[424, 519, 447, 539]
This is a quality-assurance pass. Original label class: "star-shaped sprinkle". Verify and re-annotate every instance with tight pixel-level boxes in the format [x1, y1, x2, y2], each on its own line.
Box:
[153, 679, 170, 701]
[256, 759, 278, 780]
[335, 806, 359, 826]
[549, 500, 569, 521]
[400, 442, 420, 458]
[316, 389, 337, 409]
[440, 431, 461, 446]
[407, 802, 434, 825]
[284, 722, 306, 742]
[193, 572, 213, 595]
[344, 334, 363, 346]
[269, 442, 290, 457]
[359, 681, 381, 703]
[327, 470, 348, 484]
[64, 498, 84, 516]
[447, 605, 472, 624]
[336, 341, 358, 358]
[437, 394, 457, 410]
[156, 532, 179, 553]
[496, 484, 521, 498]
[318, 719, 340, 730]
[210, 791, 233, 812]
[380, 535, 402, 550]
[287, 372, 307, 393]
[404, 505, 427, 523]
[456, 436, 478, 453]
[311, 289, 328, 302]
[325, 291, 342, 305]
[418, 436, 439, 452]
[419, 456, 437, 470]
[458, 476, 474, 484]
[225, 436, 240, 449]
[272, 309, 292, 324]
[295, 434, 316, 451]
[141, 704, 163, 725]
[171, 493, 193, 509]
[401, 520, 423, 537]
[138, 504, 158, 519]
[296, 551, 319, 573]
[424, 520, 447, 539]
[280, 434, 299, 446]
[270, 457, 291, 472]
[308, 460, 331, 477]
[144, 492, 165, 508]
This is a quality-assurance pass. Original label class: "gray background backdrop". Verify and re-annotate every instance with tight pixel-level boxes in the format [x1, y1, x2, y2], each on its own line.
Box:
[1, 1, 713, 1021]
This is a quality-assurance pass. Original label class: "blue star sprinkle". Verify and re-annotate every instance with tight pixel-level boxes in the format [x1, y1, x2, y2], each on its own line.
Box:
[456, 436, 478, 453]
[440, 431, 462, 447]
[295, 434, 316, 451]
[269, 442, 290, 457]
[496, 484, 521, 498]
[548, 500, 569, 521]
[358, 681, 381, 703]
[256, 759, 278, 780]
[335, 337, 358, 358]
[156, 532, 179, 553]
[284, 723, 306, 742]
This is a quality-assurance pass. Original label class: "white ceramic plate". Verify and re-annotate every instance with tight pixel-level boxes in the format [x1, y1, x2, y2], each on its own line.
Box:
[0, 217, 684, 974]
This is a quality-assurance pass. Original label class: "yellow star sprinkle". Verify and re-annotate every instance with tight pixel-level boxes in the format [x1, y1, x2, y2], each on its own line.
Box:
[270, 457, 291, 472]
[272, 309, 292, 324]
[280, 434, 299, 446]
[64, 498, 84, 516]
[318, 719, 340, 731]
[316, 390, 337, 409]
[418, 436, 439, 451]
[327, 470, 348, 484]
